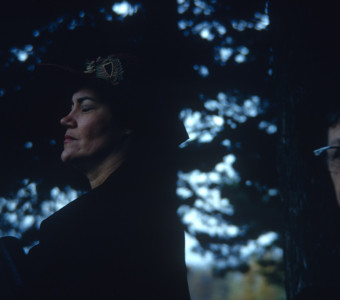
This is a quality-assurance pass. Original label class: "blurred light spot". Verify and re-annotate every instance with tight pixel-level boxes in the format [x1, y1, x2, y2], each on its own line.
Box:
[226, 225, 239, 236]
[213, 115, 224, 126]
[181, 207, 239, 237]
[24, 45, 33, 51]
[50, 187, 60, 198]
[13, 49, 28, 62]
[200, 28, 214, 40]
[268, 188, 279, 197]
[177, 0, 190, 14]
[20, 215, 35, 231]
[199, 131, 214, 143]
[235, 54, 246, 63]
[178, 20, 186, 30]
[33, 30, 40, 37]
[6, 200, 17, 211]
[227, 119, 236, 129]
[185, 232, 214, 268]
[192, 22, 215, 41]
[240, 241, 257, 258]
[193, 7, 202, 15]
[222, 139, 231, 147]
[181, 92, 264, 145]
[267, 124, 277, 134]
[79, 11, 85, 18]
[197, 187, 209, 197]
[218, 47, 233, 62]
[254, 12, 270, 30]
[193, 0, 214, 15]
[216, 24, 227, 35]
[25, 141, 33, 149]
[225, 154, 235, 164]
[231, 20, 248, 31]
[214, 154, 239, 183]
[4, 213, 17, 223]
[257, 232, 278, 246]
[177, 187, 194, 199]
[48, 21, 59, 32]
[225, 36, 233, 44]
[112, 1, 139, 17]
[68, 19, 78, 30]
[204, 100, 219, 111]
[193, 64, 209, 77]
[208, 172, 220, 182]
[18, 183, 37, 199]
[239, 46, 249, 55]
[243, 98, 260, 117]
[252, 95, 260, 104]
[179, 109, 225, 146]
[270, 247, 283, 261]
[0, 88, 5, 97]
[217, 92, 227, 101]
[268, 68, 273, 76]
[258, 120, 277, 134]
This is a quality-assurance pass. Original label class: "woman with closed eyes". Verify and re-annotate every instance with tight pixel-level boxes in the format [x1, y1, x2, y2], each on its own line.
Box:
[12, 53, 191, 300]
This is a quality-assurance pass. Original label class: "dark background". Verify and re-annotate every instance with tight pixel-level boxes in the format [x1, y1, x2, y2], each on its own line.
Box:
[3, 0, 339, 299]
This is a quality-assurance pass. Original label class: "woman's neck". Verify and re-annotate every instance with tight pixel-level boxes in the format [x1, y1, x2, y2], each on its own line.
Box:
[85, 151, 126, 189]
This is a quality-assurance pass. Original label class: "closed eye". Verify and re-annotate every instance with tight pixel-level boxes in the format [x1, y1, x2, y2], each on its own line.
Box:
[81, 106, 94, 112]
[328, 147, 340, 161]
[332, 149, 340, 160]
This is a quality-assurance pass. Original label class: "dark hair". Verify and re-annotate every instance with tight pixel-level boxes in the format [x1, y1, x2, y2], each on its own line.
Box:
[327, 112, 340, 128]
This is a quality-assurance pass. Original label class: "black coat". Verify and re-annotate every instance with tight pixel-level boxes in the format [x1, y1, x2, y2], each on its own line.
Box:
[16, 161, 190, 299]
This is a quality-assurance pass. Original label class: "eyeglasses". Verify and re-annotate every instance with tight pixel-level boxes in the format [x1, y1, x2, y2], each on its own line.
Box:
[314, 146, 340, 173]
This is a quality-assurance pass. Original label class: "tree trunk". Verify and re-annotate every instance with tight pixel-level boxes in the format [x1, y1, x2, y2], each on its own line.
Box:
[270, 1, 340, 299]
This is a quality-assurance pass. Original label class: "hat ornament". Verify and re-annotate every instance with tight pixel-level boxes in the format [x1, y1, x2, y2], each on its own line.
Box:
[84, 55, 124, 86]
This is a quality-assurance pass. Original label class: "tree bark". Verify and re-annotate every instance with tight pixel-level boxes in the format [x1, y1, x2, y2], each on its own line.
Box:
[270, 1, 340, 299]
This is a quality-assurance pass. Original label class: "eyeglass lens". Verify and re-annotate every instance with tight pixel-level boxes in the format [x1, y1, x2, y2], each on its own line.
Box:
[327, 148, 340, 173]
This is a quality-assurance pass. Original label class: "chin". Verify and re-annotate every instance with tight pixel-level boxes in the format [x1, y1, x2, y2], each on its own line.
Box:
[61, 151, 92, 169]
[61, 150, 76, 163]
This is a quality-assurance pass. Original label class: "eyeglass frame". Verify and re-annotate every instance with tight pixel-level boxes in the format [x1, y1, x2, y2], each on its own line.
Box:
[313, 146, 338, 156]
[313, 145, 340, 173]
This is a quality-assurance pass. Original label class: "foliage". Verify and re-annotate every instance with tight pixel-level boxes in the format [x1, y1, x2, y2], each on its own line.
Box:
[0, 0, 283, 285]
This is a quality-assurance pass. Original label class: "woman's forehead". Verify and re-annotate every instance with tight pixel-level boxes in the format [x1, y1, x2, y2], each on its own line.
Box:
[72, 88, 102, 102]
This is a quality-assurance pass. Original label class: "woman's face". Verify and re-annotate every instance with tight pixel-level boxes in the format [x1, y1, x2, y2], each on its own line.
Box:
[60, 88, 124, 164]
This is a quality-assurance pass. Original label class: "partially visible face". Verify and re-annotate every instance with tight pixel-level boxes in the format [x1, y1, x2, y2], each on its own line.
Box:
[60, 88, 124, 165]
[328, 123, 340, 206]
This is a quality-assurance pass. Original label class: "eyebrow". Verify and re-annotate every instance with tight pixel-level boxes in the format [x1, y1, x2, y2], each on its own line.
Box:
[71, 96, 98, 105]
[77, 96, 98, 103]
[329, 138, 340, 146]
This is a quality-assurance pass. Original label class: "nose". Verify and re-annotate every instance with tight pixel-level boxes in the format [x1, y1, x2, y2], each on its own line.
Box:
[60, 112, 76, 128]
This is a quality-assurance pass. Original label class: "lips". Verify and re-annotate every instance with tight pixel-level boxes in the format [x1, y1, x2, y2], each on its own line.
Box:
[64, 135, 77, 144]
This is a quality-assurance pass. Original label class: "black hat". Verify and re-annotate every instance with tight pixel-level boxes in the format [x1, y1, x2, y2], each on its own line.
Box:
[36, 53, 189, 147]
[37, 53, 144, 89]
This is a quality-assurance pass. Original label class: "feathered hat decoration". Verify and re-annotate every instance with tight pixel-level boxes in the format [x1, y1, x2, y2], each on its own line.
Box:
[84, 55, 124, 86]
